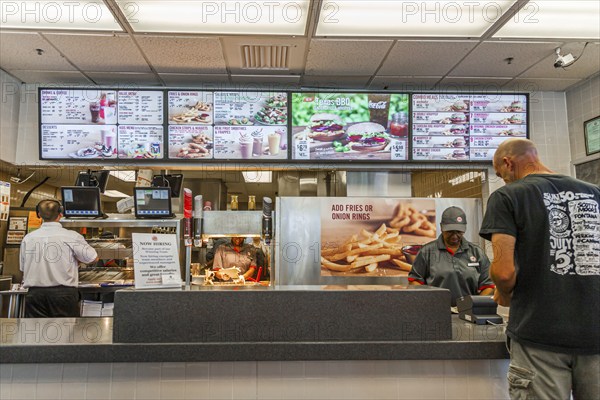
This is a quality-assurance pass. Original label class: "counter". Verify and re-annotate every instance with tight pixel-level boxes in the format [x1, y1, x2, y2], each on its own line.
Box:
[1, 286, 508, 363]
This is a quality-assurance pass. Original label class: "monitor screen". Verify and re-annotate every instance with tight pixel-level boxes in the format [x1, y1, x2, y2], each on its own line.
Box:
[75, 170, 110, 193]
[61, 187, 103, 218]
[134, 187, 173, 218]
[411, 93, 528, 161]
[290, 92, 409, 161]
[151, 174, 184, 197]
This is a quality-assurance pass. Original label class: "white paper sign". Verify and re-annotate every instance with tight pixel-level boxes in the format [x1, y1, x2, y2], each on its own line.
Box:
[132, 233, 181, 289]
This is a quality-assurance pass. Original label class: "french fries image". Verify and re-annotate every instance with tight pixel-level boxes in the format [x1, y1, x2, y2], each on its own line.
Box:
[321, 223, 411, 274]
[389, 203, 436, 238]
[170, 101, 212, 123]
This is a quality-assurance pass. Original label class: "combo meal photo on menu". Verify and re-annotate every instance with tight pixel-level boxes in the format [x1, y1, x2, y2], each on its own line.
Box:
[291, 93, 409, 161]
[411, 94, 527, 161]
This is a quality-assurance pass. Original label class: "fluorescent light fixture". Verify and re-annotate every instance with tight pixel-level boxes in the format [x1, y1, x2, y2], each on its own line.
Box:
[0, 1, 123, 31]
[242, 171, 272, 183]
[115, 0, 310, 35]
[109, 170, 137, 182]
[315, 0, 516, 37]
[103, 190, 130, 198]
[494, 1, 600, 39]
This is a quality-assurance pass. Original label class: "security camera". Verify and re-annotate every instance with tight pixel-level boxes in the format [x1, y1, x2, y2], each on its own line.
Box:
[554, 48, 576, 68]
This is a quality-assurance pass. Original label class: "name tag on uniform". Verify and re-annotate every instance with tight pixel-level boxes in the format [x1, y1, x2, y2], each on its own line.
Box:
[468, 262, 480, 267]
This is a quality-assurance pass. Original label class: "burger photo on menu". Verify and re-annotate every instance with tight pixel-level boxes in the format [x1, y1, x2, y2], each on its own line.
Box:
[307, 113, 346, 141]
[345, 122, 389, 152]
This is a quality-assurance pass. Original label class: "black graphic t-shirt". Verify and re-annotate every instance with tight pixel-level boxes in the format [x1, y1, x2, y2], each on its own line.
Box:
[480, 174, 600, 354]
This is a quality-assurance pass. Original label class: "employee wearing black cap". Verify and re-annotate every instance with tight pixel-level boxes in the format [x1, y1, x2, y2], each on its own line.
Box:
[408, 206, 494, 306]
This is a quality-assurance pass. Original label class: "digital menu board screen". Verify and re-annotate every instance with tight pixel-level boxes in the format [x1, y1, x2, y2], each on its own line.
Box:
[411, 94, 528, 161]
[167, 91, 288, 160]
[39, 89, 164, 160]
[291, 92, 409, 161]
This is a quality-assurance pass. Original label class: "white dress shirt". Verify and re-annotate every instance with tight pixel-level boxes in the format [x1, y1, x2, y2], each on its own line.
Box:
[19, 222, 97, 287]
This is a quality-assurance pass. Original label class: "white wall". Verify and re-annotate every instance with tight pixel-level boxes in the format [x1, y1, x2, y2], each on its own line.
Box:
[1, 360, 510, 400]
[566, 74, 600, 165]
[0, 70, 22, 164]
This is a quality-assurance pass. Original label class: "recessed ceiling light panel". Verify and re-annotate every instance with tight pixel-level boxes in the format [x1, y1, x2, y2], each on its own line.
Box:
[0, 0, 123, 31]
[115, 1, 310, 35]
[494, 1, 600, 39]
[316, 0, 517, 37]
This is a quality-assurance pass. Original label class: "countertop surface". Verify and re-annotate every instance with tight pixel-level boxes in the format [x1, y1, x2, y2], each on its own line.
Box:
[0, 315, 508, 363]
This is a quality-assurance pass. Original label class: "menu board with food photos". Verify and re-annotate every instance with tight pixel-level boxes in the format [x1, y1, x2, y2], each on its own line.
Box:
[39, 88, 164, 160]
[291, 92, 409, 161]
[212, 92, 288, 160]
[411, 94, 528, 161]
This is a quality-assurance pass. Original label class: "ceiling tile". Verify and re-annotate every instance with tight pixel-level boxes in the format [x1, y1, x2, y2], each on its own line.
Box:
[86, 72, 161, 86]
[0, 32, 76, 71]
[520, 42, 600, 80]
[7, 70, 92, 84]
[135, 36, 227, 74]
[505, 78, 583, 92]
[450, 42, 561, 77]
[302, 75, 371, 89]
[305, 40, 393, 76]
[44, 34, 151, 73]
[369, 76, 442, 91]
[379, 41, 477, 76]
[437, 77, 513, 91]
[159, 74, 230, 87]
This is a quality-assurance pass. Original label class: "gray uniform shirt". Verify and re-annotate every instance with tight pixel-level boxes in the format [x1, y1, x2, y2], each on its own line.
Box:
[408, 235, 494, 305]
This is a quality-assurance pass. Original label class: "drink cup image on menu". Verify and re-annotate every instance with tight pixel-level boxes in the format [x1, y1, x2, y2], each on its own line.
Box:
[239, 133, 253, 159]
[268, 130, 282, 155]
[89, 102, 100, 123]
[100, 129, 117, 154]
[251, 129, 264, 156]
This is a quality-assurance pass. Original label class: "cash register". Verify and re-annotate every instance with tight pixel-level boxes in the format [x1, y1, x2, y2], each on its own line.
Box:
[456, 295, 503, 325]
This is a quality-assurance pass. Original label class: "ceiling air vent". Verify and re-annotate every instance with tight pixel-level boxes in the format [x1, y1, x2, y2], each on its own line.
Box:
[241, 45, 290, 70]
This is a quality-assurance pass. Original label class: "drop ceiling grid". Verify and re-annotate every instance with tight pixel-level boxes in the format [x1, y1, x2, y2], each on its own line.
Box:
[519, 43, 600, 80]
[304, 40, 394, 76]
[43, 34, 152, 73]
[134, 36, 228, 74]
[378, 41, 479, 76]
[449, 41, 562, 77]
[0, 32, 77, 71]
[7, 70, 92, 84]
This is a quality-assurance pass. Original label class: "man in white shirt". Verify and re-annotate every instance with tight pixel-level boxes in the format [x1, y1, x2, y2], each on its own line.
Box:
[20, 199, 98, 317]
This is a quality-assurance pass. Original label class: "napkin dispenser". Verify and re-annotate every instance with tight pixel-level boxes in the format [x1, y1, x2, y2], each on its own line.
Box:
[456, 295, 503, 325]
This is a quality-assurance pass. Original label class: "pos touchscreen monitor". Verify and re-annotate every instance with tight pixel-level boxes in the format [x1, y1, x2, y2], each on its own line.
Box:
[61, 186, 105, 218]
[134, 187, 174, 218]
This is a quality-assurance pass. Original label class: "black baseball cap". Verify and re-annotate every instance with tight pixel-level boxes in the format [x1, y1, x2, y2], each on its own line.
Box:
[440, 206, 467, 232]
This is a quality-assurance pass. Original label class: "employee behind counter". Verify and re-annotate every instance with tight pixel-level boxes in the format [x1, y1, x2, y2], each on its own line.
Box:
[408, 206, 495, 306]
[212, 237, 259, 281]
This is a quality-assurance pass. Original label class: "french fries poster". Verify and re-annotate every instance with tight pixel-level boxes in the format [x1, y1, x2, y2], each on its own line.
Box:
[320, 198, 436, 277]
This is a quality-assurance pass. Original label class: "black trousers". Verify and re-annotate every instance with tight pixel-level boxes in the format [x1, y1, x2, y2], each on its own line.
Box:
[24, 286, 81, 318]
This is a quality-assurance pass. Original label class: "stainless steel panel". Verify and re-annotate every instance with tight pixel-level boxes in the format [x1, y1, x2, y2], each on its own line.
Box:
[202, 211, 263, 236]
[347, 171, 411, 197]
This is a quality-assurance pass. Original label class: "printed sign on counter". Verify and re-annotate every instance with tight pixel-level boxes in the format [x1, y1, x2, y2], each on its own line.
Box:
[41, 125, 118, 159]
[291, 92, 409, 161]
[132, 233, 181, 289]
[118, 125, 164, 159]
[118, 90, 164, 125]
[40, 89, 117, 125]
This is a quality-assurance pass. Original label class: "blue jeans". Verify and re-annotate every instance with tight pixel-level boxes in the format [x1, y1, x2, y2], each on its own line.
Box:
[507, 339, 600, 400]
